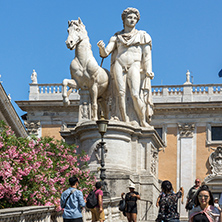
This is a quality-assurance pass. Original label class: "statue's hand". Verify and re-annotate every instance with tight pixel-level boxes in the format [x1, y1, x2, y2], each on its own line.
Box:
[97, 40, 105, 49]
[146, 72, 154, 79]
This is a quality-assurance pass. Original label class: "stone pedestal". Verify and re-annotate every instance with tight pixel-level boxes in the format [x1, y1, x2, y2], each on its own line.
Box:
[61, 120, 164, 221]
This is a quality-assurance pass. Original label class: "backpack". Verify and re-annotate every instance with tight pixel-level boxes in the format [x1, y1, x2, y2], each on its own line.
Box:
[86, 190, 98, 209]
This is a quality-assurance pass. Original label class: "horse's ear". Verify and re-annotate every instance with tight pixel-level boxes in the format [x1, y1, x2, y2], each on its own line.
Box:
[78, 17, 82, 25]
[68, 20, 71, 26]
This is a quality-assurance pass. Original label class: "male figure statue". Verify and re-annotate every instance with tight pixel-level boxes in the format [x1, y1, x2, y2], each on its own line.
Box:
[97, 7, 154, 127]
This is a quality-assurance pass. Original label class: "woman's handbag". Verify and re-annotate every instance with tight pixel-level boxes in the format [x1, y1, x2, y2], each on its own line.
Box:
[185, 200, 194, 210]
[119, 199, 126, 212]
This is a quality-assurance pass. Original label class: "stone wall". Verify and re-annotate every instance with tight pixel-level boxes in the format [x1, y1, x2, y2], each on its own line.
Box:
[0, 200, 128, 222]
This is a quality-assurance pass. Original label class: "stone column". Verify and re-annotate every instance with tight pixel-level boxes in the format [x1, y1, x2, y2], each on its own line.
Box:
[177, 123, 196, 221]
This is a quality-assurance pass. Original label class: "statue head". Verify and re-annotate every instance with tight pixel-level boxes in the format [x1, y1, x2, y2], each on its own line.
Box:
[121, 7, 140, 27]
[66, 18, 88, 50]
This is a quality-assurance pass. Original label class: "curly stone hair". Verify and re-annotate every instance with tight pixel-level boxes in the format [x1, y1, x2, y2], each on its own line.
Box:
[121, 7, 140, 25]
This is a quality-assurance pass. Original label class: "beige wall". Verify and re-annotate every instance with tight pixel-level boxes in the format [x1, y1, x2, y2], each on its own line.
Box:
[42, 125, 62, 140]
[196, 126, 215, 183]
[158, 127, 177, 189]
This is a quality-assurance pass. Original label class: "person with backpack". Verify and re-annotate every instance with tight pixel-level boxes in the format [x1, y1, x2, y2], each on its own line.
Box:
[60, 176, 85, 222]
[90, 182, 105, 222]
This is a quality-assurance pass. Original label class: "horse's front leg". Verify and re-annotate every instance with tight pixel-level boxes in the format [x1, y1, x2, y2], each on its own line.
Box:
[90, 84, 98, 120]
[67, 79, 77, 97]
[62, 79, 75, 106]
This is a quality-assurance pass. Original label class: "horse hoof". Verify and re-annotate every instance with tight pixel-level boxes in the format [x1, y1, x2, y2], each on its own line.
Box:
[141, 121, 150, 128]
[63, 98, 70, 106]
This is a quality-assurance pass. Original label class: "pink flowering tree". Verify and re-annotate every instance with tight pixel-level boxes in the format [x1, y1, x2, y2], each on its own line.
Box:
[0, 121, 96, 210]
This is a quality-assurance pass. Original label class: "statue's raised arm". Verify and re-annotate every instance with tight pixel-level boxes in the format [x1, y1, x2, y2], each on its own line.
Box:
[97, 36, 117, 58]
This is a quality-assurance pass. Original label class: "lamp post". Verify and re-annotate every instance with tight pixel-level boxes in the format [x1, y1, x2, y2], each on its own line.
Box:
[96, 115, 110, 197]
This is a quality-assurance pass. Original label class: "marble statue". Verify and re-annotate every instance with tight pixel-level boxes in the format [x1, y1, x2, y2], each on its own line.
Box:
[97, 7, 154, 127]
[31, 69, 38, 84]
[209, 146, 222, 175]
[205, 146, 222, 183]
[63, 18, 110, 120]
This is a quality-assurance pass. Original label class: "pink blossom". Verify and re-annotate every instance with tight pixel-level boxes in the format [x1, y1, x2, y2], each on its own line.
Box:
[0, 123, 96, 211]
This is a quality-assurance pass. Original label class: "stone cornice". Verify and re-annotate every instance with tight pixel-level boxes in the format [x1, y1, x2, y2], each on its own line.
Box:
[0, 83, 27, 138]
[15, 100, 79, 112]
[153, 101, 222, 114]
[61, 120, 165, 149]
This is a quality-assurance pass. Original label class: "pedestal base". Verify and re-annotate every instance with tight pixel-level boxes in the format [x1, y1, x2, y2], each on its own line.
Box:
[61, 120, 164, 221]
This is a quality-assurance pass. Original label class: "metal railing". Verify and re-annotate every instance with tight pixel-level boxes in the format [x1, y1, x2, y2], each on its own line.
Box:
[139, 199, 153, 221]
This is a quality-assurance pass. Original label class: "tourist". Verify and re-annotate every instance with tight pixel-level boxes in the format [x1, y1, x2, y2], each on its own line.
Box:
[97, 7, 154, 127]
[156, 187, 176, 207]
[156, 180, 184, 222]
[60, 176, 85, 222]
[156, 191, 165, 207]
[90, 182, 105, 222]
[121, 182, 140, 222]
[186, 179, 201, 211]
[189, 185, 222, 222]
[214, 198, 221, 211]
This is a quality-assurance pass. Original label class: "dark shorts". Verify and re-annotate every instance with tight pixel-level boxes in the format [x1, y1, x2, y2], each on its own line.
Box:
[126, 202, 137, 214]
[63, 218, 83, 222]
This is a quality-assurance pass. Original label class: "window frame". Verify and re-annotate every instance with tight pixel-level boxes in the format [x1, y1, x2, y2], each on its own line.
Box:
[154, 125, 167, 146]
[206, 123, 222, 146]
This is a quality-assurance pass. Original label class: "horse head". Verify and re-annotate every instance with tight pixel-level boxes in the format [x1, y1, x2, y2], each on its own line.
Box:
[65, 18, 88, 50]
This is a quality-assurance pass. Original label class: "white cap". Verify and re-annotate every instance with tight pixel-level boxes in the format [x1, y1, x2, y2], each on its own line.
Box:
[128, 182, 135, 189]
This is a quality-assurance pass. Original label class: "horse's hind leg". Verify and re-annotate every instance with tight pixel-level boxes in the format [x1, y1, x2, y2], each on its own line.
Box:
[99, 97, 109, 119]
[90, 84, 98, 120]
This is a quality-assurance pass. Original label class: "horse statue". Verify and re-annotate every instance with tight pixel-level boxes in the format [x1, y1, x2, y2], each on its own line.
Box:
[62, 18, 110, 120]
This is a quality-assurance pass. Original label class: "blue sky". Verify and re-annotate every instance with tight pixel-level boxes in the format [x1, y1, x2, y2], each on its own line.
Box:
[0, 0, 222, 117]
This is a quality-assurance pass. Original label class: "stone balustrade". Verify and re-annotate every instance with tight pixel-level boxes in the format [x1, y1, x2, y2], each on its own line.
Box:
[29, 83, 80, 101]
[0, 198, 127, 222]
[29, 82, 222, 103]
[0, 206, 56, 222]
[152, 83, 222, 103]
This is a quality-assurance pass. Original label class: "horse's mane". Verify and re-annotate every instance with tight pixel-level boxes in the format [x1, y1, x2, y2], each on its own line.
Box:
[69, 20, 85, 29]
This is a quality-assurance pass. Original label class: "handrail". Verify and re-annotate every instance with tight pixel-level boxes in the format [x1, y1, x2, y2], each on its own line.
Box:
[140, 198, 153, 203]
[139, 199, 153, 221]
